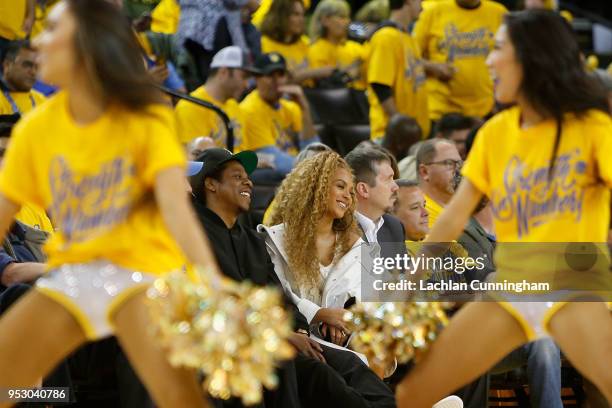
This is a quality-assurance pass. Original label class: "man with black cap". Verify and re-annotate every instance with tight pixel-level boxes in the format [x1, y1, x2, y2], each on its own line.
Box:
[188, 148, 396, 408]
[239, 52, 318, 176]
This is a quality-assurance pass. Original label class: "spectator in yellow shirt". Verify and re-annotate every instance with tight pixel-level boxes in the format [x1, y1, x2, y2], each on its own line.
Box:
[240, 52, 319, 175]
[0, 115, 54, 233]
[413, 0, 506, 121]
[0, 0, 35, 62]
[150, 0, 180, 34]
[308, 0, 367, 89]
[367, 0, 430, 141]
[0, 41, 46, 116]
[175, 46, 253, 148]
[252, 0, 311, 27]
[392, 179, 429, 243]
[261, 0, 335, 84]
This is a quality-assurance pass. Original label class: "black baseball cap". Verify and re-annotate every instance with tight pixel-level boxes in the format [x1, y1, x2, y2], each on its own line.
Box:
[188, 148, 258, 192]
[251, 52, 287, 75]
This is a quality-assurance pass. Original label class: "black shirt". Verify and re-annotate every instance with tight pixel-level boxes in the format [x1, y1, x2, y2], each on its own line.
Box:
[192, 199, 308, 331]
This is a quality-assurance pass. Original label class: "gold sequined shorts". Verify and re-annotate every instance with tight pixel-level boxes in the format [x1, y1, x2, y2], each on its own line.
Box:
[35, 261, 155, 340]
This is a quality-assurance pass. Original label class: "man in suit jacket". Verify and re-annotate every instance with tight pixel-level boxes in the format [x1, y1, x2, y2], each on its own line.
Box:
[345, 147, 407, 259]
[190, 148, 396, 408]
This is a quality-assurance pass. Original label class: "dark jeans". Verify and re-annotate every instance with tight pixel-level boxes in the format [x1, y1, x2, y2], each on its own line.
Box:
[491, 339, 563, 408]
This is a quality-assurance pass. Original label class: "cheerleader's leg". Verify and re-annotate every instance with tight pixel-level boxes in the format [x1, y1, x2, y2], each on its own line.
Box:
[547, 302, 612, 404]
[0, 290, 87, 408]
[395, 302, 528, 408]
[112, 290, 209, 408]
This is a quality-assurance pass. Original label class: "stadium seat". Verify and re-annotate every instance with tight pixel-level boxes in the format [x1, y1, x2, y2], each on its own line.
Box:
[304, 88, 369, 126]
[329, 124, 371, 156]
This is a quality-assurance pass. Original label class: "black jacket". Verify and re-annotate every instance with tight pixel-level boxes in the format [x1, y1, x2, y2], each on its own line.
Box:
[192, 199, 309, 332]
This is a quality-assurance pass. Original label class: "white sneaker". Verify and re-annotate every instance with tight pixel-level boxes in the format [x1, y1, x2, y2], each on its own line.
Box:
[432, 395, 463, 408]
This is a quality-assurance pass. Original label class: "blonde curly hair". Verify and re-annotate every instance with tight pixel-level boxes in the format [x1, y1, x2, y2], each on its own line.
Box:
[268, 151, 357, 301]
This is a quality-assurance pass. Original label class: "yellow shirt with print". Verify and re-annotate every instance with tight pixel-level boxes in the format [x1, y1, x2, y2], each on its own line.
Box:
[0, 89, 46, 115]
[308, 38, 367, 90]
[16, 203, 54, 233]
[262, 36, 310, 73]
[462, 107, 612, 290]
[174, 86, 243, 148]
[413, 0, 506, 120]
[0, 0, 27, 40]
[239, 90, 302, 154]
[0, 92, 188, 275]
[150, 0, 180, 34]
[367, 25, 430, 141]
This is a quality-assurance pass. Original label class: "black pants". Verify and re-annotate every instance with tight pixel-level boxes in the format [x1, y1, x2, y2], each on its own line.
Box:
[295, 345, 396, 408]
[210, 358, 301, 408]
[183, 17, 233, 85]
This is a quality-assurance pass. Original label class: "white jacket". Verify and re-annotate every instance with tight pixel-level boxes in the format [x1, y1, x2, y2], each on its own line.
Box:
[258, 223, 364, 324]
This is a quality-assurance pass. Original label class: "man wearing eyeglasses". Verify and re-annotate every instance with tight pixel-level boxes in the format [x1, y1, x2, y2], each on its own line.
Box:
[416, 139, 462, 227]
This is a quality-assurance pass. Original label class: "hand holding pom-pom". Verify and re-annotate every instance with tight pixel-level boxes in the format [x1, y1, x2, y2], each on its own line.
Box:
[147, 268, 295, 405]
[344, 302, 449, 377]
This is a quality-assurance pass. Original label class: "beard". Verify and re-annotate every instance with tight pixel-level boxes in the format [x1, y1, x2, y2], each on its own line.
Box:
[448, 171, 462, 194]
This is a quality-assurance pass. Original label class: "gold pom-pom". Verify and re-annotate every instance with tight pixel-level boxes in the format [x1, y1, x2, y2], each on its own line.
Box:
[147, 269, 295, 405]
[344, 302, 449, 370]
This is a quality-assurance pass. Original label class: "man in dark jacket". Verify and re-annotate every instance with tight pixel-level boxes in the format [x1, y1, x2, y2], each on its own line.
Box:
[189, 148, 396, 408]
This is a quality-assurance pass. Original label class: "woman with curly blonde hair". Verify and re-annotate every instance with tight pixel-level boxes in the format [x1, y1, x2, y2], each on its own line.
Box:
[259, 150, 362, 346]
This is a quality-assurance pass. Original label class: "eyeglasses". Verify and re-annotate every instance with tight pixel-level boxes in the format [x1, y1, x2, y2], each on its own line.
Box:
[425, 159, 463, 169]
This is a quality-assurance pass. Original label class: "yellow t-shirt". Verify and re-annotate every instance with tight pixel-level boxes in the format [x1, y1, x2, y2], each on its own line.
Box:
[16, 203, 54, 233]
[308, 38, 367, 90]
[463, 107, 612, 243]
[262, 36, 310, 73]
[0, 92, 188, 275]
[0, 89, 46, 116]
[252, 0, 311, 27]
[367, 26, 430, 140]
[413, 0, 506, 120]
[0, 0, 26, 40]
[239, 90, 302, 154]
[424, 193, 444, 228]
[174, 86, 243, 148]
[150, 0, 180, 34]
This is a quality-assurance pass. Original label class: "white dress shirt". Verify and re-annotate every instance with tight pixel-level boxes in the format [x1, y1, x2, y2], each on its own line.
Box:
[355, 211, 385, 244]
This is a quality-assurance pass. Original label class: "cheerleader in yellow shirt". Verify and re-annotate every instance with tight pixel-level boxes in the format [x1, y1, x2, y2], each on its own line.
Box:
[397, 11, 612, 407]
[0, 2, 221, 407]
[307, 0, 367, 89]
